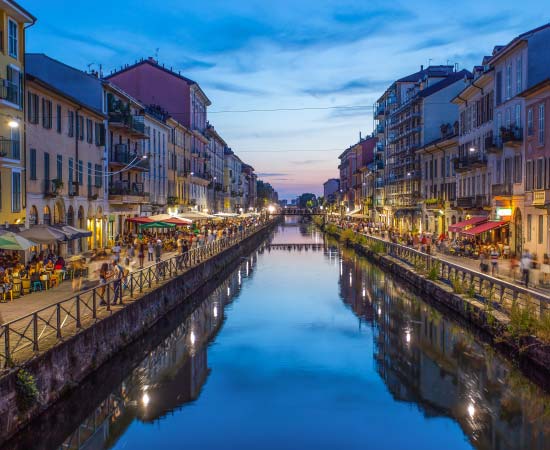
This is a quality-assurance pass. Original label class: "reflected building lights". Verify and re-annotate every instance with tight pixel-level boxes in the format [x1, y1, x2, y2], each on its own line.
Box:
[142, 392, 150, 407]
[227, 286, 231, 296]
[213, 305, 218, 318]
[190, 331, 196, 345]
[468, 403, 475, 418]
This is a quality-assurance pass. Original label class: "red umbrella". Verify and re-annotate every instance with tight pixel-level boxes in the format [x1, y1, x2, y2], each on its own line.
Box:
[126, 216, 155, 224]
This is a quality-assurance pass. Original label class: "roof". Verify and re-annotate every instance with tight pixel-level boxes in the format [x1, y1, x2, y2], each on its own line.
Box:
[106, 58, 211, 106]
[418, 70, 472, 98]
[448, 216, 487, 233]
[518, 77, 550, 98]
[3, 0, 36, 23]
[25, 53, 104, 112]
[397, 65, 455, 83]
[461, 220, 509, 236]
[25, 73, 105, 118]
[489, 23, 550, 64]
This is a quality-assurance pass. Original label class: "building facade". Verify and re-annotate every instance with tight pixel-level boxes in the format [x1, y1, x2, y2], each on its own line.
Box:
[0, 3, 35, 226]
[25, 73, 107, 252]
[144, 107, 170, 212]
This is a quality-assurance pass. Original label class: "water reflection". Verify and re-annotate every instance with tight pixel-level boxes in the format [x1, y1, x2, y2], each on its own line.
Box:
[337, 244, 550, 450]
[53, 253, 259, 450]
[7, 222, 550, 450]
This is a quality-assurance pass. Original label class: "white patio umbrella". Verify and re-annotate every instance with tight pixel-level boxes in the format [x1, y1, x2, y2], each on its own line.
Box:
[0, 232, 36, 251]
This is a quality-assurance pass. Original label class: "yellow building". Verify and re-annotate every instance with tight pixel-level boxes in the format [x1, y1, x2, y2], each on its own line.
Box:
[0, 1, 35, 226]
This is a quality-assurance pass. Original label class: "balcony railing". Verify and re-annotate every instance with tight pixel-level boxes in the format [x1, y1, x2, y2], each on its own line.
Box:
[109, 182, 147, 198]
[501, 126, 523, 145]
[375, 104, 385, 117]
[111, 144, 148, 170]
[0, 138, 20, 159]
[453, 154, 487, 172]
[492, 183, 513, 196]
[376, 123, 385, 134]
[0, 79, 20, 106]
[532, 190, 550, 207]
[109, 113, 147, 137]
[485, 134, 502, 153]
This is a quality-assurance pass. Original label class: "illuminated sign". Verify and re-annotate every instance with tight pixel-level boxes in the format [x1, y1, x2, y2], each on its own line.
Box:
[496, 208, 512, 217]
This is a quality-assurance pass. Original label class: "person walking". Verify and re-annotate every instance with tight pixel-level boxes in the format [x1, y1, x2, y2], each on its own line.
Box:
[520, 252, 532, 287]
[490, 247, 499, 276]
[138, 243, 145, 269]
[147, 240, 154, 262]
[112, 242, 121, 264]
[155, 239, 162, 263]
[111, 261, 124, 305]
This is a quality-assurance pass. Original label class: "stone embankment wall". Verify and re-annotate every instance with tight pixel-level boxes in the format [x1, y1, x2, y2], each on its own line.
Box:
[0, 223, 275, 444]
[323, 227, 550, 386]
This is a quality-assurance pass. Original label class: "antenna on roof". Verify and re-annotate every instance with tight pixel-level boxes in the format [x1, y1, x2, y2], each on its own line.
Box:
[428, 58, 433, 67]
[155, 48, 160, 60]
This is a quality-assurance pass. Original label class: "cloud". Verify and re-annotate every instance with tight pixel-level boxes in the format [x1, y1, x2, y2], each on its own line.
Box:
[327, 107, 373, 119]
[407, 37, 453, 51]
[256, 172, 289, 177]
[178, 56, 216, 71]
[41, 25, 123, 54]
[206, 81, 265, 95]
[292, 159, 327, 165]
[302, 78, 390, 97]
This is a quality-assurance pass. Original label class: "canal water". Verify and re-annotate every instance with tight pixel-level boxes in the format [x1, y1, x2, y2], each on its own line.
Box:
[6, 219, 550, 450]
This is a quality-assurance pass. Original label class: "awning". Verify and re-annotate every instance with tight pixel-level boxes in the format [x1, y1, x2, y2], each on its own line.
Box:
[178, 211, 215, 221]
[0, 232, 36, 250]
[149, 214, 192, 226]
[351, 213, 369, 219]
[345, 208, 361, 216]
[448, 216, 487, 233]
[19, 225, 67, 244]
[138, 222, 176, 229]
[461, 221, 509, 236]
[54, 225, 92, 240]
[126, 216, 155, 224]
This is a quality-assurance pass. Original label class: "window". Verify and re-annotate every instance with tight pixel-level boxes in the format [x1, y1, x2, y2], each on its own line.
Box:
[87, 162, 92, 191]
[42, 99, 52, 129]
[10, 126, 19, 159]
[539, 103, 545, 145]
[27, 92, 39, 124]
[68, 111, 75, 137]
[536, 158, 544, 190]
[86, 118, 93, 143]
[56, 105, 62, 133]
[525, 160, 533, 191]
[539, 215, 544, 245]
[94, 164, 102, 187]
[44, 152, 50, 181]
[496, 71, 502, 105]
[94, 122, 105, 146]
[11, 172, 20, 212]
[506, 64, 512, 100]
[528, 108, 534, 135]
[516, 56, 522, 94]
[77, 116, 84, 141]
[8, 19, 18, 58]
[6, 65, 21, 105]
[527, 214, 532, 241]
[56, 154, 62, 181]
[78, 160, 83, 185]
[29, 148, 36, 180]
[68, 158, 74, 195]
[515, 104, 521, 128]
[513, 154, 522, 183]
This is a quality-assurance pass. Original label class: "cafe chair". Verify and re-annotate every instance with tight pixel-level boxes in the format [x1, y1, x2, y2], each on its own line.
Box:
[21, 278, 31, 295]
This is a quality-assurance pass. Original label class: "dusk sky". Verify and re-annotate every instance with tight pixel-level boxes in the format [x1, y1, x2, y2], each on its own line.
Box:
[24, 0, 545, 200]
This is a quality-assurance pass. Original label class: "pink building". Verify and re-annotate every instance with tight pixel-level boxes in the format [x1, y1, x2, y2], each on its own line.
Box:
[522, 79, 550, 260]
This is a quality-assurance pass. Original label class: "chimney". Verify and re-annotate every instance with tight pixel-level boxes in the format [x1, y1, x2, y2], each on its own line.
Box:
[148, 56, 157, 64]
[420, 64, 424, 71]
[359, 131, 362, 141]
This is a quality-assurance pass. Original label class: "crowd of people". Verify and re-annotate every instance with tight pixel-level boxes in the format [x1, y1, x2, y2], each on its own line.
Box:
[328, 216, 549, 289]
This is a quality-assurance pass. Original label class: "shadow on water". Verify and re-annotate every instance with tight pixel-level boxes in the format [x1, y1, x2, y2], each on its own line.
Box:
[1, 241, 270, 450]
[334, 239, 550, 450]
[4, 220, 550, 450]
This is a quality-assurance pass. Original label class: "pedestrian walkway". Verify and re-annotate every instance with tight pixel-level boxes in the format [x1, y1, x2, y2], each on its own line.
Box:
[0, 250, 178, 324]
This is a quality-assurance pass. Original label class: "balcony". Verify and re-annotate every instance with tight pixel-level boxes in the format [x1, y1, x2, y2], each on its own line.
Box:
[108, 182, 148, 203]
[532, 190, 550, 207]
[501, 126, 523, 147]
[87, 185, 101, 200]
[492, 183, 513, 197]
[177, 169, 188, 178]
[0, 79, 20, 106]
[424, 198, 444, 210]
[0, 138, 20, 159]
[485, 134, 502, 154]
[375, 104, 385, 118]
[375, 178, 384, 189]
[111, 144, 149, 170]
[376, 141, 384, 153]
[44, 179, 62, 198]
[109, 113, 148, 138]
[376, 123, 385, 134]
[456, 196, 474, 208]
[453, 153, 487, 173]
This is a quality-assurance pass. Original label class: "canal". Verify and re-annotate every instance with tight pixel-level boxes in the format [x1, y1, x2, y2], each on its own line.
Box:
[5, 219, 550, 450]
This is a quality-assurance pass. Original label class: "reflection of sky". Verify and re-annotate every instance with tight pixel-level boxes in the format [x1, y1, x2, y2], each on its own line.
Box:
[112, 225, 471, 450]
[23, 0, 544, 199]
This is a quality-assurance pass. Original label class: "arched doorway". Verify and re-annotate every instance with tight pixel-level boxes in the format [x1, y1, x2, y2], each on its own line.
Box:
[95, 207, 103, 249]
[67, 206, 74, 226]
[29, 206, 38, 226]
[43, 206, 51, 225]
[77, 206, 85, 253]
[514, 208, 523, 257]
[53, 200, 65, 224]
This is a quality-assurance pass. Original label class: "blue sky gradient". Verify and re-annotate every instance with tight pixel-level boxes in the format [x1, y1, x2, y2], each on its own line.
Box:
[24, 0, 546, 199]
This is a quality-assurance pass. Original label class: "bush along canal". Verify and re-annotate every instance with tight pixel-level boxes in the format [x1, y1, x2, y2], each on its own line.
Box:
[317, 218, 550, 385]
[3, 218, 549, 450]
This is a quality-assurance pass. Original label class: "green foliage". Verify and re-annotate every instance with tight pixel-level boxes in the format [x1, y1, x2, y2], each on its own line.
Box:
[466, 280, 477, 299]
[369, 241, 386, 254]
[450, 274, 464, 294]
[353, 233, 367, 246]
[325, 224, 339, 236]
[340, 229, 356, 246]
[15, 369, 39, 411]
[427, 261, 441, 281]
[507, 300, 538, 340]
[536, 309, 550, 343]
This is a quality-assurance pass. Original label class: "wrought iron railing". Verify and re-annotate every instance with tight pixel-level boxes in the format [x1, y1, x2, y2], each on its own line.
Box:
[0, 219, 272, 369]
[346, 230, 549, 319]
